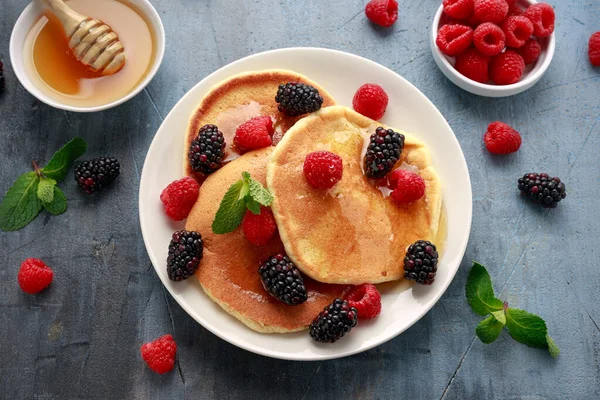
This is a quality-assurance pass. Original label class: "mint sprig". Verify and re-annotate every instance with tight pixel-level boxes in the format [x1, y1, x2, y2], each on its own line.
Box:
[212, 172, 273, 234]
[466, 262, 559, 358]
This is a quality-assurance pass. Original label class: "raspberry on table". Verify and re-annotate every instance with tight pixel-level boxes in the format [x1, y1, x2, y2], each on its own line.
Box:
[490, 50, 525, 85]
[472, 0, 509, 25]
[234, 116, 274, 152]
[365, 0, 399, 28]
[502, 16, 534, 48]
[518, 173, 566, 208]
[389, 169, 426, 204]
[275, 82, 323, 116]
[473, 22, 506, 56]
[436, 24, 474, 57]
[484, 121, 522, 154]
[160, 177, 200, 221]
[309, 298, 358, 343]
[364, 127, 405, 179]
[344, 284, 382, 319]
[18, 258, 54, 294]
[188, 124, 226, 175]
[242, 206, 277, 246]
[303, 151, 343, 189]
[455, 48, 491, 83]
[140, 334, 177, 374]
[443, 0, 474, 20]
[589, 32, 600, 66]
[404, 240, 439, 285]
[259, 254, 307, 305]
[74, 157, 120, 194]
[352, 83, 389, 120]
[523, 3, 555, 38]
[517, 38, 542, 65]
[166, 230, 203, 281]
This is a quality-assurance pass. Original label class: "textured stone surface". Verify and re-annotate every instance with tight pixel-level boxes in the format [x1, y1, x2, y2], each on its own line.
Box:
[1, 0, 599, 399]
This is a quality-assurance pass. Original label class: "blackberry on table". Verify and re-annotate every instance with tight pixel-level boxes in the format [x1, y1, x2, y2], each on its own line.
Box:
[259, 254, 307, 305]
[167, 230, 203, 281]
[364, 127, 405, 179]
[404, 240, 438, 285]
[74, 157, 120, 194]
[518, 173, 566, 208]
[309, 298, 358, 343]
[275, 82, 323, 116]
[0, 59, 5, 92]
[188, 124, 226, 175]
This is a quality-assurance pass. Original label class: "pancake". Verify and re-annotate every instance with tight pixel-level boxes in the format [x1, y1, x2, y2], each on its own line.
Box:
[185, 147, 348, 333]
[184, 69, 336, 180]
[266, 106, 443, 285]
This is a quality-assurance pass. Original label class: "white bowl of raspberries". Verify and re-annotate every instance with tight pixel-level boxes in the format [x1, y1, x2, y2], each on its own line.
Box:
[430, 0, 556, 97]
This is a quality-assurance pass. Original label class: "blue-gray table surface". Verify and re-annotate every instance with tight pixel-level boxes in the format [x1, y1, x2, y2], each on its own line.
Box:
[1, 0, 599, 399]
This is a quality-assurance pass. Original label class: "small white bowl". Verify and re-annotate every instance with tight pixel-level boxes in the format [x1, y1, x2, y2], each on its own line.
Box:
[430, 0, 555, 97]
[9, 0, 165, 112]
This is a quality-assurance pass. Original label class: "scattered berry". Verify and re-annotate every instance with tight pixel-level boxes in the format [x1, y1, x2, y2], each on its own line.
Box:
[518, 173, 566, 208]
[234, 116, 273, 151]
[344, 284, 382, 319]
[0, 60, 5, 92]
[389, 170, 426, 204]
[436, 24, 474, 57]
[275, 82, 323, 116]
[517, 38, 542, 65]
[588, 32, 600, 66]
[74, 157, 120, 194]
[490, 50, 525, 85]
[502, 16, 534, 48]
[404, 240, 439, 285]
[472, 0, 509, 25]
[303, 151, 343, 189]
[259, 254, 307, 305]
[455, 48, 491, 83]
[166, 230, 203, 281]
[473, 22, 506, 56]
[365, 0, 399, 28]
[188, 124, 226, 175]
[523, 3, 555, 38]
[309, 298, 358, 343]
[160, 177, 199, 221]
[242, 206, 277, 246]
[18, 258, 53, 294]
[484, 121, 522, 154]
[352, 83, 389, 120]
[443, 0, 474, 20]
[140, 334, 177, 374]
[364, 127, 405, 179]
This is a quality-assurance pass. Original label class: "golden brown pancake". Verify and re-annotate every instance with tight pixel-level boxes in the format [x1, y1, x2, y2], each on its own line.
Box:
[185, 147, 348, 333]
[267, 106, 443, 285]
[184, 69, 336, 180]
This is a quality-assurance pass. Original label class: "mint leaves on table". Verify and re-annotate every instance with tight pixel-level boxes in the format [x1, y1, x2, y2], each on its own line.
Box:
[466, 262, 559, 358]
[0, 137, 86, 231]
[212, 172, 273, 234]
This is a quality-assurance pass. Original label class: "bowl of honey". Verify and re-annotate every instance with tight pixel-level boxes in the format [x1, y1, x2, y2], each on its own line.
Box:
[10, 0, 165, 112]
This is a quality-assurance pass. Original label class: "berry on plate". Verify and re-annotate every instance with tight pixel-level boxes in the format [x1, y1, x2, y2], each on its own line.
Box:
[309, 298, 358, 343]
[523, 3, 555, 38]
[589, 32, 600, 66]
[188, 124, 226, 175]
[483, 121, 522, 154]
[18, 258, 53, 294]
[517, 38, 542, 65]
[443, 0, 474, 20]
[389, 169, 426, 204]
[518, 173, 566, 208]
[160, 177, 199, 221]
[436, 24, 474, 57]
[167, 230, 203, 281]
[275, 82, 323, 116]
[74, 157, 120, 194]
[352, 83, 389, 120]
[242, 206, 277, 246]
[404, 240, 439, 285]
[490, 50, 525, 85]
[365, 0, 399, 28]
[473, 22, 506, 56]
[472, 0, 509, 25]
[140, 334, 177, 374]
[259, 254, 307, 305]
[344, 284, 382, 319]
[234, 116, 274, 151]
[455, 48, 491, 83]
[502, 16, 534, 48]
[364, 127, 405, 179]
[303, 151, 343, 189]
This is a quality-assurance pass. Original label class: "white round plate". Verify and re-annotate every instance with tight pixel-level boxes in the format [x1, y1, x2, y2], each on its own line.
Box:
[139, 48, 472, 361]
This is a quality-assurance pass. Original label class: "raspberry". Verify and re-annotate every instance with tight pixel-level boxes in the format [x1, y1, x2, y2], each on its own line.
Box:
[242, 206, 277, 246]
[365, 0, 398, 28]
[303, 151, 343, 189]
[473, 22, 506, 56]
[504, 0, 517, 5]
[439, 12, 465, 28]
[160, 177, 200, 221]
[18, 258, 54, 294]
[234, 116, 273, 152]
[523, 3, 555, 38]
[455, 48, 491, 83]
[309, 299, 358, 343]
[344, 284, 382, 319]
[507, 4, 524, 17]
[490, 50, 525, 85]
[74, 157, 120, 194]
[259, 254, 307, 305]
[483, 121, 522, 154]
[436, 24, 474, 57]
[502, 16, 534, 48]
[352, 83, 389, 120]
[589, 32, 600, 66]
[442, 0, 474, 20]
[472, 0, 509, 24]
[517, 38, 542, 64]
[518, 173, 566, 208]
[389, 170, 426, 204]
[140, 334, 177, 374]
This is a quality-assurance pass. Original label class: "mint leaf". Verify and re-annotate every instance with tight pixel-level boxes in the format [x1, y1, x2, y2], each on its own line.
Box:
[546, 334, 560, 358]
[43, 187, 67, 215]
[248, 178, 273, 206]
[42, 137, 87, 181]
[212, 180, 248, 234]
[37, 177, 57, 203]
[0, 172, 42, 231]
[491, 310, 506, 325]
[476, 315, 505, 344]
[245, 197, 261, 215]
[466, 262, 504, 316]
[505, 308, 548, 349]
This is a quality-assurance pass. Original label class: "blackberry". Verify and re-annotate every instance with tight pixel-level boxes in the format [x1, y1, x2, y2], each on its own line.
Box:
[167, 230, 203, 281]
[404, 240, 438, 285]
[0, 60, 5, 92]
[309, 298, 358, 343]
[518, 173, 566, 208]
[364, 127, 405, 179]
[188, 124, 226, 175]
[275, 82, 323, 116]
[74, 157, 120, 194]
[259, 254, 307, 305]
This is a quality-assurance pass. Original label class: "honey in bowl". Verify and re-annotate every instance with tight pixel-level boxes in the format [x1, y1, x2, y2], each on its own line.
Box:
[23, 0, 154, 108]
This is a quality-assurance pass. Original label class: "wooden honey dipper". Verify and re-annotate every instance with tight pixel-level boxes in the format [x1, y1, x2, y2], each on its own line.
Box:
[42, 0, 126, 75]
